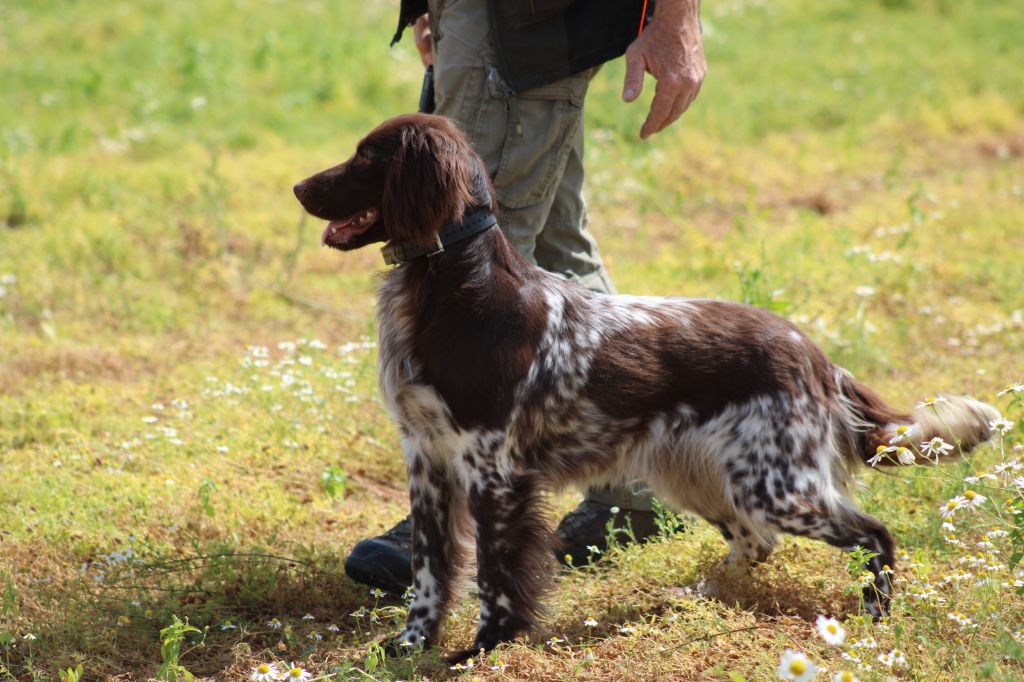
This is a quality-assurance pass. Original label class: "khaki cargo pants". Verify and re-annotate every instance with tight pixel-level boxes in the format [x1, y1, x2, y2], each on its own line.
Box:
[427, 0, 614, 293]
[427, 0, 652, 511]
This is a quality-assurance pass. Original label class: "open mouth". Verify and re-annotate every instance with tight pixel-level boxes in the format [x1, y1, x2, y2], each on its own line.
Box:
[321, 207, 380, 248]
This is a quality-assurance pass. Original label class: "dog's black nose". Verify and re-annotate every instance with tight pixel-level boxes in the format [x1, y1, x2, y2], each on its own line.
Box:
[293, 181, 307, 201]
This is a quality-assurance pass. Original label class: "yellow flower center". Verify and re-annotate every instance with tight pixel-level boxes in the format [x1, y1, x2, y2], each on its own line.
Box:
[896, 425, 908, 434]
[876, 445, 887, 454]
[965, 490, 976, 500]
[290, 669, 302, 678]
[946, 500, 958, 510]
[258, 665, 270, 674]
[789, 659, 807, 675]
[839, 673, 854, 682]
[827, 623, 838, 634]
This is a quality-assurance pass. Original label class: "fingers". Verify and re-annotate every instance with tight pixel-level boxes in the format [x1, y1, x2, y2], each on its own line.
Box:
[640, 72, 703, 139]
[660, 78, 703, 137]
[640, 78, 678, 139]
[622, 46, 646, 102]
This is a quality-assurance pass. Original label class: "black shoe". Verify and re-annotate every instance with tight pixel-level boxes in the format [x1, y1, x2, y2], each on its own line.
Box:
[344, 516, 413, 594]
[555, 500, 677, 567]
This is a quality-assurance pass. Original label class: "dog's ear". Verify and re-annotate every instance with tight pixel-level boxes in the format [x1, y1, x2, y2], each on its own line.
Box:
[383, 123, 476, 246]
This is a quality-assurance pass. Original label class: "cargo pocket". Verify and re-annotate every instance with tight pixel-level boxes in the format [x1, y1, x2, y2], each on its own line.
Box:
[484, 69, 590, 210]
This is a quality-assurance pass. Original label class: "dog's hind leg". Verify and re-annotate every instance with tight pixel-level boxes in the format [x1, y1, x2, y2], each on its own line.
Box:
[715, 519, 777, 564]
[448, 448, 552, 663]
[393, 452, 469, 650]
[767, 501, 896, 619]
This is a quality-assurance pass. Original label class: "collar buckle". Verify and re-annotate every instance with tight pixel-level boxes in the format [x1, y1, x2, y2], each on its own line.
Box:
[425, 234, 445, 258]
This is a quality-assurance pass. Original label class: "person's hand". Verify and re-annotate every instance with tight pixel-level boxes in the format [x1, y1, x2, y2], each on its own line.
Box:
[622, 0, 706, 139]
[414, 15, 433, 67]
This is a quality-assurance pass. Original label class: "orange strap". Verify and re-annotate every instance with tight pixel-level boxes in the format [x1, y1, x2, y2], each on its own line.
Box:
[638, 0, 649, 35]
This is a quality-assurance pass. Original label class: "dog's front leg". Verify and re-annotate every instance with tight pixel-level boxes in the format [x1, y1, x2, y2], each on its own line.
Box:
[392, 452, 466, 652]
[448, 463, 552, 664]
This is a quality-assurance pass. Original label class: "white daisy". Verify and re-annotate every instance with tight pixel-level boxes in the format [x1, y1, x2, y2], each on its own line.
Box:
[250, 663, 279, 682]
[921, 437, 954, 459]
[816, 615, 846, 646]
[266, 617, 283, 629]
[778, 649, 817, 681]
[962, 490, 986, 508]
[833, 672, 860, 682]
[940, 497, 965, 519]
[877, 648, 906, 668]
[990, 418, 1014, 436]
[993, 459, 1023, 476]
[996, 383, 1024, 396]
[916, 396, 948, 409]
[888, 425, 912, 444]
[282, 665, 311, 681]
[867, 445, 895, 467]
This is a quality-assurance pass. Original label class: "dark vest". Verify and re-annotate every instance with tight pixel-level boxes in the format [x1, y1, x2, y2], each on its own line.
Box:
[392, 0, 653, 93]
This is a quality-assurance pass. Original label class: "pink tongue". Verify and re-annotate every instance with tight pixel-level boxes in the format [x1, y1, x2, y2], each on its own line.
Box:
[321, 218, 355, 246]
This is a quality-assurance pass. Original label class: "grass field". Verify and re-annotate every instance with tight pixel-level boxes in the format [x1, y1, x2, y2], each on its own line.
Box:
[2, 0, 1024, 679]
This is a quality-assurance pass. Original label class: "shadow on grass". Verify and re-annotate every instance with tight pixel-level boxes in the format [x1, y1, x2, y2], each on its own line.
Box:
[12, 541, 405, 679]
[692, 544, 861, 621]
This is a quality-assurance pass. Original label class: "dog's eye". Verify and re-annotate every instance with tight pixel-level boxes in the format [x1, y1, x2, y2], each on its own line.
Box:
[355, 148, 378, 165]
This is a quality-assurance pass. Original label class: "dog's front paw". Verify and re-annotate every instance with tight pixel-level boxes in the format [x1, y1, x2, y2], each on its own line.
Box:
[380, 629, 430, 657]
[446, 628, 514, 666]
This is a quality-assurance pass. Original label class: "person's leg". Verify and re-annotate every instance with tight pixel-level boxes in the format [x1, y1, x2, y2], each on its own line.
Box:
[345, 0, 661, 591]
[532, 120, 616, 295]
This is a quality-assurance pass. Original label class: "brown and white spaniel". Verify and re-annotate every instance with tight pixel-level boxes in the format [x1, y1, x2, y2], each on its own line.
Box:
[294, 113, 997, 663]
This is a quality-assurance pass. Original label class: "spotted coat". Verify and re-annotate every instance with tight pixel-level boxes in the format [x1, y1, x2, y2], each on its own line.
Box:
[293, 113, 999, 662]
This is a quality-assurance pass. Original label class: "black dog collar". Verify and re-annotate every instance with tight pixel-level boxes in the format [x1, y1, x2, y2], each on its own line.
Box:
[381, 210, 498, 266]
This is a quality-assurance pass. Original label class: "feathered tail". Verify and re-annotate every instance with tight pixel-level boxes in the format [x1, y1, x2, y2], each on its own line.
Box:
[834, 369, 999, 467]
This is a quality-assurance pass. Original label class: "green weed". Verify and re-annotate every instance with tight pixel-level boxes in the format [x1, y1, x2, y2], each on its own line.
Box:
[156, 616, 204, 682]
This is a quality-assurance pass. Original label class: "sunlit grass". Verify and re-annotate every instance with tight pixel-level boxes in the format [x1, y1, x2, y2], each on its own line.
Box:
[1, 0, 1023, 679]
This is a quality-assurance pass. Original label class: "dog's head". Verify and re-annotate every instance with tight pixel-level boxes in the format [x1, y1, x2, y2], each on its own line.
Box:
[293, 113, 495, 251]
